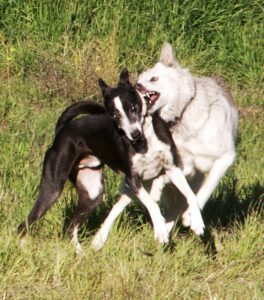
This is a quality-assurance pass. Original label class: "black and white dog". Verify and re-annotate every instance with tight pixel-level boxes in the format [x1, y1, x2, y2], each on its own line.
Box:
[18, 69, 204, 252]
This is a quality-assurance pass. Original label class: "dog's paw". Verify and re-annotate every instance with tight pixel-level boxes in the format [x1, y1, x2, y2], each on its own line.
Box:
[92, 230, 108, 251]
[153, 218, 169, 244]
[181, 208, 191, 227]
[75, 243, 84, 256]
[189, 207, 205, 236]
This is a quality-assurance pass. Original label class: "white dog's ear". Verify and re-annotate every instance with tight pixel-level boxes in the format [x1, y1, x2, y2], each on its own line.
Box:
[159, 42, 179, 68]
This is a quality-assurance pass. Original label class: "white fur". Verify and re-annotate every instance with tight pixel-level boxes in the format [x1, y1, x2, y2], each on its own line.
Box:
[94, 184, 170, 246]
[92, 191, 132, 250]
[132, 116, 205, 234]
[138, 42, 238, 225]
[114, 96, 142, 140]
[77, 167, 103, 200]
[149, 175, 170, 202]
[78, 156, 101, 169]
[70, 225, 83, 255]
[136, 187, 169, 244]
[92, 115, 205, 250]
[92, 43, 238, 249]
[132, 116, 171, 180]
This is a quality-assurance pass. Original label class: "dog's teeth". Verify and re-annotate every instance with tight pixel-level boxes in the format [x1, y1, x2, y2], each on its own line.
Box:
[144, 93, 150, 100]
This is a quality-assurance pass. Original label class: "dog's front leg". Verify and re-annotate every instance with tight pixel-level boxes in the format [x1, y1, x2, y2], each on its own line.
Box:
[149, 174, 170, 203]
[149, 175, 175, 233]
[92, 186, 132, 251]
[127, 176, 169, 244]
[165, 166, 205, 236]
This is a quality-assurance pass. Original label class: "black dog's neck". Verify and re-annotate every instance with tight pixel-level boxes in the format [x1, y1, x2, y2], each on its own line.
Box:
[131, 136, 148, 154]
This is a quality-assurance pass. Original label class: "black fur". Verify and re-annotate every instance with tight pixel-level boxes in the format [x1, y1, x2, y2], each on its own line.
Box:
[17, 69, 181, 245]
[152, 112, 182, 168]
[17, 70, 148, 239]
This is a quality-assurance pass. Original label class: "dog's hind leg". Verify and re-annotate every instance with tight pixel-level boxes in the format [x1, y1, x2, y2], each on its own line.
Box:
[17, 144, 76, 237]
[196, 151, 236, 210]
[181, 151, 236, 227]
[65, 166, 104, 254]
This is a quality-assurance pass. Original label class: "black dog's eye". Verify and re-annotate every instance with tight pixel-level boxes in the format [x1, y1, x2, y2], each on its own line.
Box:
[130, 105, 137, 113]
[150, 77, 158, 82]
[113, 110, 121, 119]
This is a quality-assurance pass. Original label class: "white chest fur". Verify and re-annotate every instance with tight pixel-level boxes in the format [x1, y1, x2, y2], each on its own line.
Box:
[132, 117, 173, 180]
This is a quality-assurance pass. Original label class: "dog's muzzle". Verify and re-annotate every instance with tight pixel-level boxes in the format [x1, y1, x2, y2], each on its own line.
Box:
[131, 129, 142, 142]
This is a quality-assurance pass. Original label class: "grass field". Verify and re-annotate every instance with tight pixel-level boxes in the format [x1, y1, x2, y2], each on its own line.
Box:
[0, 1, 263, 299]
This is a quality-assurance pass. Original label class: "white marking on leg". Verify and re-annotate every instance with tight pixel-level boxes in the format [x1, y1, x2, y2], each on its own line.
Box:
[166, 221, 175, 233]
[181, 208, 191, 227]
[166, 166, 205, 235]
[78, 156, 101, 169]
[114, 96, 142, 140]
[77, 168, 103, 200]
[92, 193, 132, 250]
[149, 175, 170, 202]
[136, 187, 169, 244]
[70, 225, 83, 255]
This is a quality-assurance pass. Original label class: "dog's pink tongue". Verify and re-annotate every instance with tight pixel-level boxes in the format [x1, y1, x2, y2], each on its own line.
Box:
[150, 94, 158, 102]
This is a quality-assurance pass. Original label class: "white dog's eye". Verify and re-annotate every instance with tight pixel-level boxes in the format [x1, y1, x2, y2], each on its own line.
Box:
[150, 77, 158, 82]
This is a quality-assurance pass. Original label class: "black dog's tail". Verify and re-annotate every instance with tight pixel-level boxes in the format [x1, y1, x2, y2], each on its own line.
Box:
[55, 100, 106, 135]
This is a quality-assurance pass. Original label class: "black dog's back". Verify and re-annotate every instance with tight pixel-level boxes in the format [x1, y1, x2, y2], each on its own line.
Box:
[55, 100, 106, 135]
[56, 113, 131, 173]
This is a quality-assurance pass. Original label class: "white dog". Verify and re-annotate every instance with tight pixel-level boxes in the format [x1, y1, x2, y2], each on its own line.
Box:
[92, 43, 238, 249]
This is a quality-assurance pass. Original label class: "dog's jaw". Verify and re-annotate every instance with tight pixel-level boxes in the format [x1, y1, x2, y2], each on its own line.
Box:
[135, 83, 160, 110]
[142, 91, 160, 110]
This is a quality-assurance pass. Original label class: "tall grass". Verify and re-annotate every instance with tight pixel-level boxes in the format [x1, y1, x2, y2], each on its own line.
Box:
[0, 1, 263, 299]
[0, 1, 263, 99]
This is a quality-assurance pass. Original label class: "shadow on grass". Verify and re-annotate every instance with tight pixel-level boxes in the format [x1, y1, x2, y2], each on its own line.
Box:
[62, 176, 263, 255]
[203, 178, 263, 228]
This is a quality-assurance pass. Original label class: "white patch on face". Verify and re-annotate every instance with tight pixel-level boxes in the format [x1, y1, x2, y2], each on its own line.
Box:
[113, 96, 142, 140]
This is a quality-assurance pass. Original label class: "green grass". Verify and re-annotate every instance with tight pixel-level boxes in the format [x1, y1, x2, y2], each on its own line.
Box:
[0, 1, 263, 298]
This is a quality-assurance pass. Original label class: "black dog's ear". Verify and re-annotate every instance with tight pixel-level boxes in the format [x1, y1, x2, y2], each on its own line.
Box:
[118, 68, 132, 88]
[98, 78, 111, 97]
[119, 68, 129, 81]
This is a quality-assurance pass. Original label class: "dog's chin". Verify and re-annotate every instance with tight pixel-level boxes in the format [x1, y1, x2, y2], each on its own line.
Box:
[132, 137, 148, 154]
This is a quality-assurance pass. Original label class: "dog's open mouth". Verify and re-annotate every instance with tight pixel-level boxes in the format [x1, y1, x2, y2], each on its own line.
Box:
[142, 91, 160, 108]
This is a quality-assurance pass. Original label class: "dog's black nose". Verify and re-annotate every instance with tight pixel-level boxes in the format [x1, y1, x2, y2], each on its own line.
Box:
[135, 82, 144, 91]
[131, 129, 142, 141]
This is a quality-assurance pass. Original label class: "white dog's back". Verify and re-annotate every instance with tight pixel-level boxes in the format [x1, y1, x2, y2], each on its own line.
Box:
[173, 75, 238, 175]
